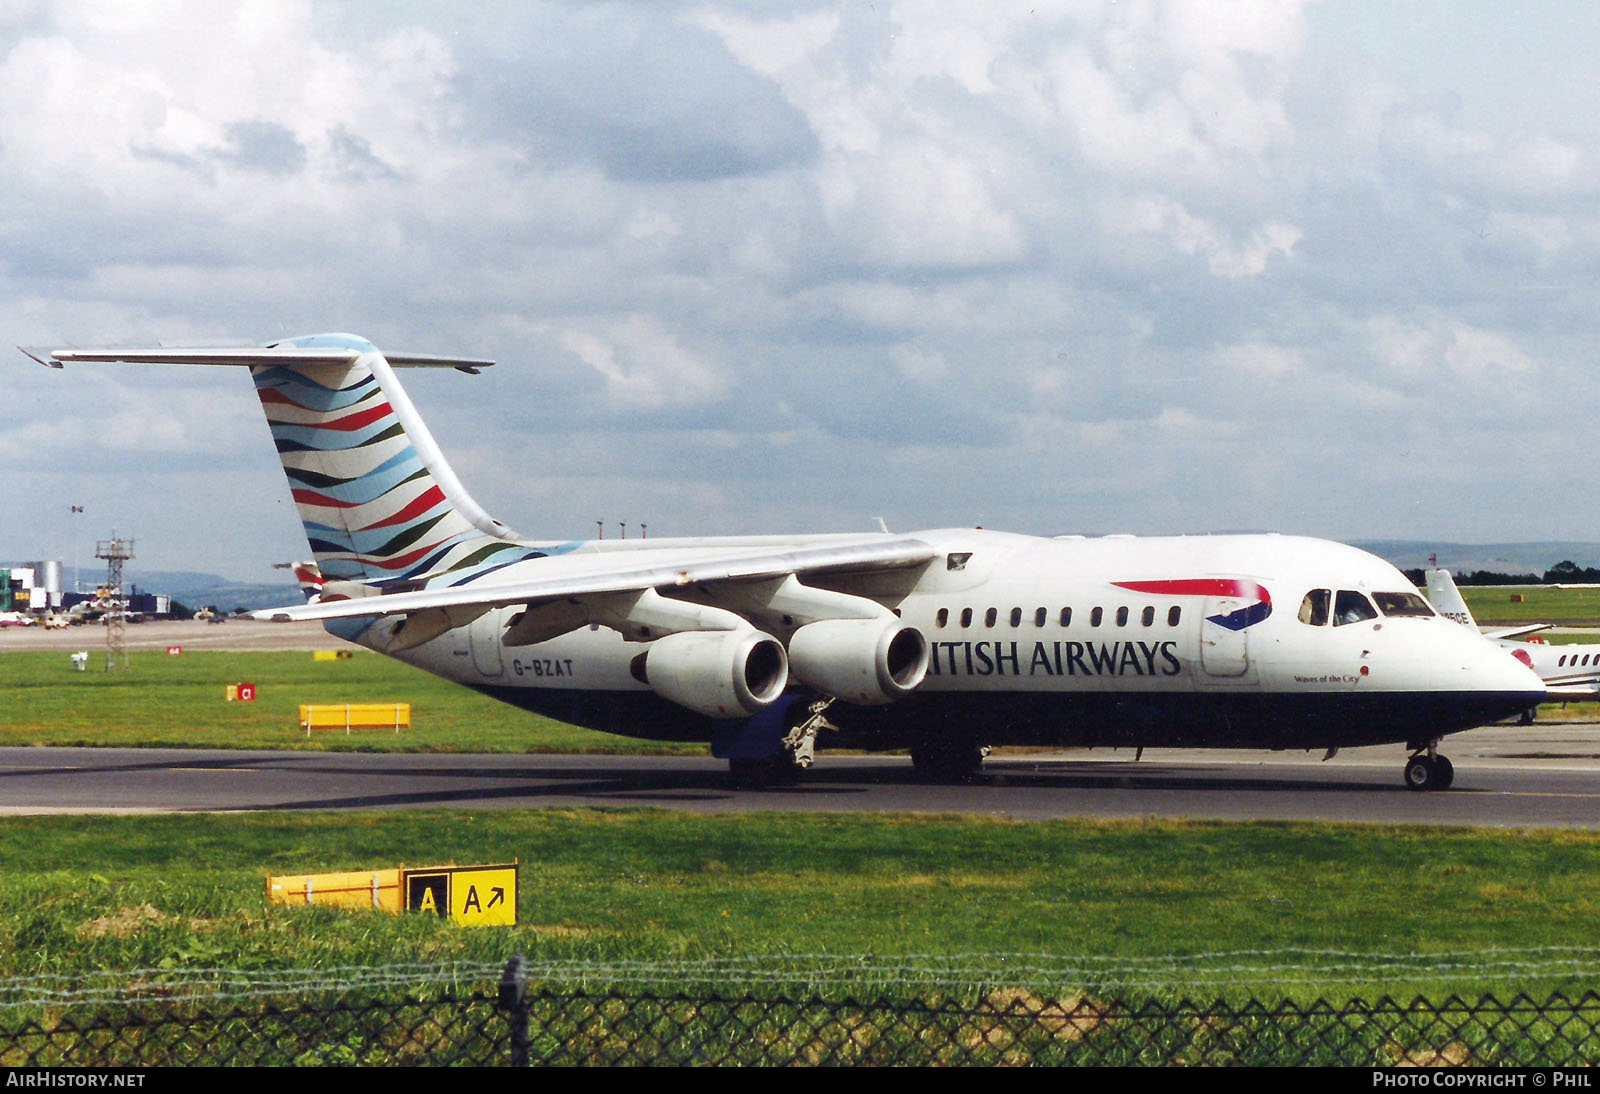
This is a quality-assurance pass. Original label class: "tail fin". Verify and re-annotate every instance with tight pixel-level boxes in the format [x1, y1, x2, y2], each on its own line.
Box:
[30, 332, 548, 589]
[1425, 567, 1478, 628]
[274, 560, 325, 603]
[253, 334, 533, 585]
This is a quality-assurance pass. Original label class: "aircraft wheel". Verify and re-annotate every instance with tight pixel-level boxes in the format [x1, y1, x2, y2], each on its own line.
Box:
[1433, 755, 1455, 789]
[1403, 754, 1435, 791]
[1403, 754, 1453, 791]
[910, 741, 986, 783]
[728, 755, 802, 789]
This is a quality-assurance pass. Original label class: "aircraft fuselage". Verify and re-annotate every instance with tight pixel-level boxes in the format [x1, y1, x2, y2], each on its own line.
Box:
[375, 528, 1540, 755]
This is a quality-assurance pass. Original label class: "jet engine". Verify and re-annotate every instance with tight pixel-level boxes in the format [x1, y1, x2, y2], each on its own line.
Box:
[631, 628, 789, 718]
[787, 617, 929, 704]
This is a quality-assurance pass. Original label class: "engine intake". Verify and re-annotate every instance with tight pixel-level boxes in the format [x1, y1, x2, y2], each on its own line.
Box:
[632, 629, 789, 718]
[788, 617, 929, 704]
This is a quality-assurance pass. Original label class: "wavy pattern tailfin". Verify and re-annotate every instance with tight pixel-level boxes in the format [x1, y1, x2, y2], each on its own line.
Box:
[252, 334, 543, 587]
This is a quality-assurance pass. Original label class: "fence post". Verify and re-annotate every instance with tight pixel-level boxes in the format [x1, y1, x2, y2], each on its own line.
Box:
[498, 955, 531, 1067]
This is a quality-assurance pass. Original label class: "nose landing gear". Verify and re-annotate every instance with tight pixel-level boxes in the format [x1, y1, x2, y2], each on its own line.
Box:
[1403, 741, 1455, 791]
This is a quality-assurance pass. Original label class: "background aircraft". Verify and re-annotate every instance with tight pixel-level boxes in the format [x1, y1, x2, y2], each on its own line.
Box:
[30, 334, 1545, 790]
[1424, 566, 1600, 715]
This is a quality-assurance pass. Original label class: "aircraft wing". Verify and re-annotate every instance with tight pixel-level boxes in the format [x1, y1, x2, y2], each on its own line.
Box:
[1544, 685, 1600, 701]
[254, 535, 940, 622]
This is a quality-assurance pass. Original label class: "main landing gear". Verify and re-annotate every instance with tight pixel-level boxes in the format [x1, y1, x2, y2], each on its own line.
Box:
[727, 697, 837, 788]
[909, 740, 991, 783]
[1403, 739, 1455, 792]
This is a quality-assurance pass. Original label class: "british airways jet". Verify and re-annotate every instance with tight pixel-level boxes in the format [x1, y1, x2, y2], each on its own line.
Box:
[27, 334, 1544, 791]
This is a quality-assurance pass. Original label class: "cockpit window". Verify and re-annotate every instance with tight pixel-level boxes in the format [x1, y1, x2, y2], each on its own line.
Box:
[1374, 591, 1435, 618]
[1298, 589, 1331, 626]
[1334, 590, 1378, 626]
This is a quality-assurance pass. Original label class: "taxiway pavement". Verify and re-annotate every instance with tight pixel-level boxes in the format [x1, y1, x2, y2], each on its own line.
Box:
[4, 724, 1600, 828]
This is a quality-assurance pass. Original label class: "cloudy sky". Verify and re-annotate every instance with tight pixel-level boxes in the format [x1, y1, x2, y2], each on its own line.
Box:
[4, 0, 1600, 582]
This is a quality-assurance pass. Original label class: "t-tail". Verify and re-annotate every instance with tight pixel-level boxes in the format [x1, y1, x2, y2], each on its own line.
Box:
[1425, 563, 1550, 642]
[1424, 566, 1479, 628]
[25, 333, 549, 594]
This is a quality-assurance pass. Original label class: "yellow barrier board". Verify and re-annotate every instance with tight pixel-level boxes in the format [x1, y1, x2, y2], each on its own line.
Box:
[267, 863, 517, 926]
[267, 869, 402, 912]
[313, 650, 354, 661]
[298, 702, 410, 735]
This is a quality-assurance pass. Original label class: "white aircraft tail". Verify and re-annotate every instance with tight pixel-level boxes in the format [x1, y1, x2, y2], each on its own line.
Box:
[1425, 567, 1478, 628]
[1425, 565, 1551, 641]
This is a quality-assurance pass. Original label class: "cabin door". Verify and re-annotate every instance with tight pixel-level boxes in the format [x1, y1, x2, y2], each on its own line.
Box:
[1199, 596, 1251, 678]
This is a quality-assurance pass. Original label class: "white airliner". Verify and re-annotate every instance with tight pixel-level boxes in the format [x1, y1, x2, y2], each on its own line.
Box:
[27, 334, 1545, 791]
[1424, 566, 1600, 710]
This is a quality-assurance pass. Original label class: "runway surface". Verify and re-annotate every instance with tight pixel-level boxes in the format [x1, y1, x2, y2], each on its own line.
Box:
[5, 723, 1600, 828]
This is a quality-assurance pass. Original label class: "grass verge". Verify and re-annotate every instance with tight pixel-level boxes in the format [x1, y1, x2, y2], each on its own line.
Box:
[0, 649, 702, 753]
[2, 809, 1598, 1002]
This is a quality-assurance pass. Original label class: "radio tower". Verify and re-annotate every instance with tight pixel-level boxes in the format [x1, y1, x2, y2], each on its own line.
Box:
[95, 534, 134, 671]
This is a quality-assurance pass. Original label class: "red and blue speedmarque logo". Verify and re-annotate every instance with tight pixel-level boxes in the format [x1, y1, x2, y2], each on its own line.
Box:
[1111, 579, 1273, 631]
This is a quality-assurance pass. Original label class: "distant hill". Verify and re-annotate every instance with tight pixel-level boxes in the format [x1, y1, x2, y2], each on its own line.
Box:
[122, 570, 302, 614]
[1353, 541, 1600, 576]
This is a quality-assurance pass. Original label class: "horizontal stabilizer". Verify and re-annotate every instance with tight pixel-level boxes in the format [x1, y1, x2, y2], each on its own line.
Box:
[1485, 623, 1553, 641]
[20, 345, 493, 372]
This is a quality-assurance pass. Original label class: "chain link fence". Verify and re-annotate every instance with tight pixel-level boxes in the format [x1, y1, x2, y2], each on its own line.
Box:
[2, 958, 1599, 1066]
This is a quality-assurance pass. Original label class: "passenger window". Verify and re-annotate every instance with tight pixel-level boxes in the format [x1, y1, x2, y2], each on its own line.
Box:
[960, 608, 972, 628]
[1116, 606, 1129, 626]
[1168, 606, 1181, 626]
[1090, 607, 1103, 627]
[1035, 608, 1047, 627]
[1333, 590, 1378, 626]
[1298, 589, 1331, 627]
[936, 608, 948, 628]
[1142, 606, 1155, 626]
[1010, 608, 1022, 627]
[985, 608, 997, 628]
[1060, 607, 1072, 627]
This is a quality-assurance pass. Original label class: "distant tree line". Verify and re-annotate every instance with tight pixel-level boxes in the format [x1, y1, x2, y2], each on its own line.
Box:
[1402, 561, 1600, 586]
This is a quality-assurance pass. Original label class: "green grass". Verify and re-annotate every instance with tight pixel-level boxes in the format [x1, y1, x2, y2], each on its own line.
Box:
[1460, 584, 1600, 625]
[0, 649, 702, 754]
[1, 809, 1598, 1002]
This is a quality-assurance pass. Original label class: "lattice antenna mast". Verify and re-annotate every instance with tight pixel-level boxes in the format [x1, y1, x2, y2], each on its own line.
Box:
[95, 534, 134, 671]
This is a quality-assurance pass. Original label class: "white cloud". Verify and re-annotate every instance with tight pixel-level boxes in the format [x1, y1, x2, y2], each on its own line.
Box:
[1366, 315, 1536, 385]
[1213, 342, 1305, 378]
[539, 314, 727, 410]
[1114, 195, 1300, 278]
[819, 142, 1027, 270]
[11, 0, 1600, 573]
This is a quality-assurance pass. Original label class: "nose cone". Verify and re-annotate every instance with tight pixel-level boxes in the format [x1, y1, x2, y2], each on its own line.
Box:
[1471, 635, 1547, 694]
[1434, 624, 1547, 725]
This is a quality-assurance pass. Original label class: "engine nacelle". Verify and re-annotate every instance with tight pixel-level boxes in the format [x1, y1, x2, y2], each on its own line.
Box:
[633, 629, 789, 718]
[787, 617, 929, 705]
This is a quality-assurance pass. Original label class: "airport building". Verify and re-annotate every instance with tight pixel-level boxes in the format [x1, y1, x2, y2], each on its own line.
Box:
[0, 559, 171, 619]
[0, 561, 62, 611]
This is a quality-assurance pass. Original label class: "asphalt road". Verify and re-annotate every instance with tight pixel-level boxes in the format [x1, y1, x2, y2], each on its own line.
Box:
[5, 723, 1600, 827]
